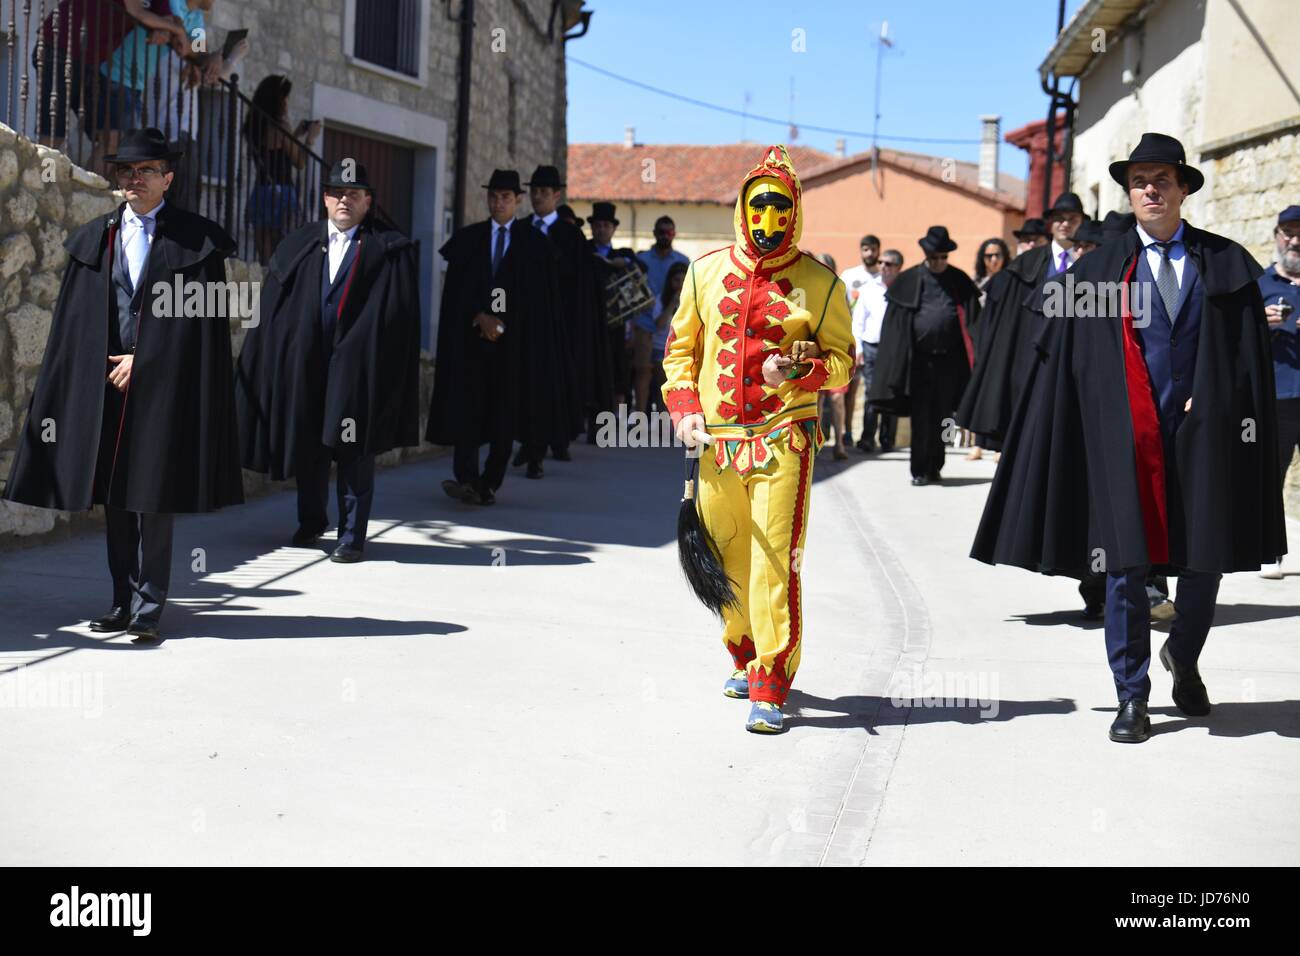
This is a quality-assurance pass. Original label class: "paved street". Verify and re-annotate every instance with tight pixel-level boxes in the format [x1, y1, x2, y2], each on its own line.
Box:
[1, 442, 1297, 866]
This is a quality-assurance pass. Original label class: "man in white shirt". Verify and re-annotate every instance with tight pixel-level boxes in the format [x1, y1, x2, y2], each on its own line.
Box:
[839, 236, 899, 452]
[1045, 192, 1085, 276]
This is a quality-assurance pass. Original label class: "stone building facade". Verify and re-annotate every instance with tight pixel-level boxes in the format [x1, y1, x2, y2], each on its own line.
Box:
[0, 0, 589, 544]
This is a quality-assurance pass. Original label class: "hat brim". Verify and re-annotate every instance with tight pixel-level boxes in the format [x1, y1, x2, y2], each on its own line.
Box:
[106, 149, 184, 164]
[1108, 160, 1204, 195]
[524, 180, 565, 189]
[324, 181, 374, 191]
[587, 217, 619, 226]
[919, 238, 958, 254]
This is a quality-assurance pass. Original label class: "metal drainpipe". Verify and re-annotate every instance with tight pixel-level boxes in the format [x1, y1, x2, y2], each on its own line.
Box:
[453, 0, 475, 231]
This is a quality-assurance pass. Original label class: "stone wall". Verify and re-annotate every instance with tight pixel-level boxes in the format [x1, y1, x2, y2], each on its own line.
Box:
[1202, 129, 1300, 520]
[0, 122, 440, 548]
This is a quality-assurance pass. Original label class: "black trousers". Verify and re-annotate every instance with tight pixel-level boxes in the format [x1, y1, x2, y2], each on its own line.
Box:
[454, 441, 512, 491]
[909, 351, 957, 478]
[1105, 566, 1219, 701]
[297, 447, 375, 550]
[105, 507, 174, 626]
[859, 342, 897, 448]
[1277, 396, 1300, 482]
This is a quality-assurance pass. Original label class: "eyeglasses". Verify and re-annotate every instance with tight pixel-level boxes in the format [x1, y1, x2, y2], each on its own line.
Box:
[983, 251, 1004, 259]
[882, 261, 901, 269]
[116, 166, 163, 181]
[927, 254, 949, 261]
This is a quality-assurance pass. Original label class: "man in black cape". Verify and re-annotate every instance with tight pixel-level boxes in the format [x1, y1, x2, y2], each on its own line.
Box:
[868, 225, 980, 485]
[957, 193, 1085, 443]
[235, 161, 421, 563]
[3, 128, 242, 642]
[427, 169, 569, 505]
[972, 133, 1287, 744]
[513, 164, 603, 474]
[587, 201, 640, 421]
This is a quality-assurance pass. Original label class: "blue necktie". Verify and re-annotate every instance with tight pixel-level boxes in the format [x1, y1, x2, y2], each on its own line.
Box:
[492, 225, 506, 274]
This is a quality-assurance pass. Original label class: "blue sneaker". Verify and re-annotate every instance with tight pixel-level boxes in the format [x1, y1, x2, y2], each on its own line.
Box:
[746, 701, 783, 734]
[723, 669, 749, 699]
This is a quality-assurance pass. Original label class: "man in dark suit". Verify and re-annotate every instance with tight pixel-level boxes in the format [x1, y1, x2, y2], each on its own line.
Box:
[235, 162, 421, 563]
[3, 128, 243, 642]
[973, 133, 1286, 743]
[426, 170, 568, 504]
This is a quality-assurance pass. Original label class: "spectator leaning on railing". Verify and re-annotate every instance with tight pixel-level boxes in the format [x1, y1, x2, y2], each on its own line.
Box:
[243, 74, 323, 264]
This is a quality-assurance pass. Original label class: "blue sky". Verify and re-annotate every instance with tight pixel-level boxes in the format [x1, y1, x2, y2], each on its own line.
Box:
[566, 0, 1089, 184]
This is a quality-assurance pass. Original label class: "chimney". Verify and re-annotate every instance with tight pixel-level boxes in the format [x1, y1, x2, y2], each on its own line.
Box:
[834, 137, 846, 158]
[624, 126, 635, 149]
[979, 115, 1000, 192]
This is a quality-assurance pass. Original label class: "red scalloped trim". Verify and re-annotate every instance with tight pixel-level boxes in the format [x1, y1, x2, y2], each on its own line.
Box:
[725, 634, 757, 670]
[792, 357, 829, 392]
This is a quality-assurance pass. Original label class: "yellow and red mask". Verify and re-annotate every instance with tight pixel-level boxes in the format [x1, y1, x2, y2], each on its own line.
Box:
[733, 145, 802, 270]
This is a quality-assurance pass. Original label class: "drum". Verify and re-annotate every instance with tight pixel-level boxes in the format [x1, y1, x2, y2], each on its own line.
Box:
[602, 262, 657, 326]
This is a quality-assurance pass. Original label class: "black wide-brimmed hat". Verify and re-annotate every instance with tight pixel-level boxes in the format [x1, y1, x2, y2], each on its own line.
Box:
[1044, 191, 1085, 219]
[1072, 219, 1105, 245]
[323, 160, 373, 191]
[104, 127, 183, 164]
[918, 225, 957, 254]
[1108, 132, 1204, 194]
[525, 165, 565, 189]
[483, 169, 525, 194]
[1013, 217, 1049, 240]
[1100, 210, 1134, 238]
[587, 201, 619, 226]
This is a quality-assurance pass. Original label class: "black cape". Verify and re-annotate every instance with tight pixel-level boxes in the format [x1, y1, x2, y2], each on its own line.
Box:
[426, 218, 573, 447]
[956, 243, 1052, 439]
[526, 216, 613, 414]
[867, 263, 981, 416]
[972, 224, 1287, 576]
[4, 202, 243, 514]
[235, 218, 421, 480]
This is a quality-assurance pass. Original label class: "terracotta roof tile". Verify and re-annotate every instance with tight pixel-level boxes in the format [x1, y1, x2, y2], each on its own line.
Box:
[800, 148, 1027, 210]
[566, 143, 835, 204]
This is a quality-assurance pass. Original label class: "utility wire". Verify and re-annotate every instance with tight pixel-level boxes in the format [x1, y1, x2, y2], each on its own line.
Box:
[567, 56, 982, 146]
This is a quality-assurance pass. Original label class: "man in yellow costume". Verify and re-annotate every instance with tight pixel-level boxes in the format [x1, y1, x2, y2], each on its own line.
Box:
[662, 145, 854, 734]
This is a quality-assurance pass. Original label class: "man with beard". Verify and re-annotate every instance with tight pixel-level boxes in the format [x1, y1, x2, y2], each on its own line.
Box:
[513, 164, 605, 472]
[235, 161, 421, 563]
[3, 128, 242, 642]
[427, 170, 567, 504]
[973, 133, 1286, 743]
[1257, 205, 1300, 580]
[958, 193, 1085, 444]
[840, 234, 895, 452]
[868, 226, 980, 485]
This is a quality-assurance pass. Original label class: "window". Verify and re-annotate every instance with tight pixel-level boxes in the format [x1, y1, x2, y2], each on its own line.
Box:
[353, 0, 421, 78]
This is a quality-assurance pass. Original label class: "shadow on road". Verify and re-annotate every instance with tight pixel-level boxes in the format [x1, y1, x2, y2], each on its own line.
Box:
[1089, 700, 1300, 738]
[783, 689, 1076, 731]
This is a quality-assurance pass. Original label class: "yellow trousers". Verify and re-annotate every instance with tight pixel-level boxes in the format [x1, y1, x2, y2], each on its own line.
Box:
[697, 425, 815, 706]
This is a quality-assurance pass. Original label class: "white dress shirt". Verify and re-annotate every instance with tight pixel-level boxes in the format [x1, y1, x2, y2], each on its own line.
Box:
[327, 220, 360, 283]
[531, 210, 558, 235]
[121, 199, 164, 289]
[1134, 219, 1187, 289]
[841, 264, 888, 346]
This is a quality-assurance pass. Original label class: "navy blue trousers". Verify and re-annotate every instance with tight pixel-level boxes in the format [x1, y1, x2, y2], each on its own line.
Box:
[1104, 565, 1220, 701]
[296, 447, 375, 550]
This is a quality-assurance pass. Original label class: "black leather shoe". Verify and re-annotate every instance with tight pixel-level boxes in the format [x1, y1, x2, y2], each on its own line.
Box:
[926, 470, 943, 483]
[856, 439, 876, 453]
[526, 462, 544, 479]
[441, 479, 482, 505]
[330, 544, 363, 564]
[89, 607, 130, 633]
[1108, 700, 1151, 743]
[1081, 602, 1104, 621]
[291, 526, 325, 547]
[1160, 641, 1211, 716]
[552, 446, 572, 462]
[476, 483, 496, 506]
[911, 476, 929, 486]
[511, 447, 527, 467]
[879, 443, 895, 453]
[127, 622, 162, 644]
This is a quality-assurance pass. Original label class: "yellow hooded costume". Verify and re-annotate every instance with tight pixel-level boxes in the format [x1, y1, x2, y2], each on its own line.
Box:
[661, 145, 853, 707]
